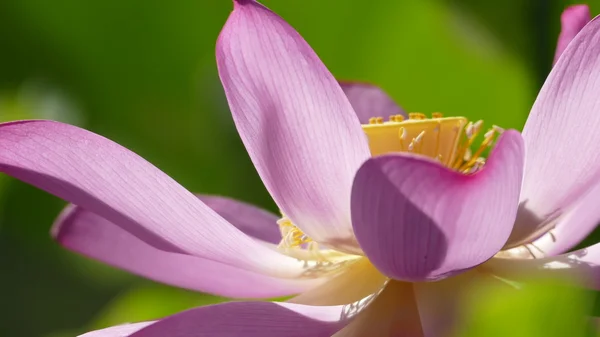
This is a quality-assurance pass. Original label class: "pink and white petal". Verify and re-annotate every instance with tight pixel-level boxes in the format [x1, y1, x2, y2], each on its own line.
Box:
[515, 15, 600, 245]
[554, 5, 591, 64]
[526, 180, 600, 257]
[333, 281, 424, 337]
[351, 131, 525, 282]
[53, 205, 324, 298]
[79, 322, 154, 337]
[339, 81, 406, 124]
[414, 270, 511, 337]
[289, 258, 387, 306]
[0, 120, 320, 278]
[197, 194, 280, 244]
[129, 301, 352, 337]
[484, 243, 600, 289]
[217, 0, 370, 249]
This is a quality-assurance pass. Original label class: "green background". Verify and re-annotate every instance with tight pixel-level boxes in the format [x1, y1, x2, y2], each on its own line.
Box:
[0, 0, 598, 336]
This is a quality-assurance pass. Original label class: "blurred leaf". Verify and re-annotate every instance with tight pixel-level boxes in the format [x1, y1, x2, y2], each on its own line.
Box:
[457, 278, 594, 337]
[45, 331, 81, 337]
[0, 81, 81, 225]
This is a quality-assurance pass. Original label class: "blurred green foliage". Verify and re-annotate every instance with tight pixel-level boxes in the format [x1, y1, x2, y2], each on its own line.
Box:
[458, 278, 595, 337]
[0, 0, 599, 336]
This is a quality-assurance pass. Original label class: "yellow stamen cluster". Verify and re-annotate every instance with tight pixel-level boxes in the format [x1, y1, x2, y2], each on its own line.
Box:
[453, 121, 504, 173]
[278, 217, 313, 249]
[362, 112, 502, 173]
[277, 216, 325, 260]
[277, 216, 359, 276]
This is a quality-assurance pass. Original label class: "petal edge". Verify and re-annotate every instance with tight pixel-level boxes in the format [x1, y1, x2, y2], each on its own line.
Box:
[351, 130, 525, 281]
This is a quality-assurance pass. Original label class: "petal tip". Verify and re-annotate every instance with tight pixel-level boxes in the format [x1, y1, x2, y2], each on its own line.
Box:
[233, 0, 255, 7]
[554, 4, 593, 63]
[562, 4, 591, 23]
[50, 204, 77, 241]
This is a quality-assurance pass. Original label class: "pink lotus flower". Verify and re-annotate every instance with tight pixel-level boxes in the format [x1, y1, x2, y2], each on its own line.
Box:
[0, 1, 598, 336]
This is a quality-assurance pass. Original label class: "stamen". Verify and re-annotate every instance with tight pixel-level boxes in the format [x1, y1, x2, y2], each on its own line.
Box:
[389, 114, 405, 123]
[398, 127, 407, 140]
[277, 217, 313, 249]
[465, 122, 475, 139]
[275, 216, 365, 278]
[463, 148, 472, 161]
[458, 125, 502, 172]
[277, 216, 340, 268]
[408, 112, 426, 120]
[408, 130, 425, 152]
[473, 120, 483, 133]
[362, 113, 502, 174]
[453, 120, 483, 170]
[398, 127, 406, 150]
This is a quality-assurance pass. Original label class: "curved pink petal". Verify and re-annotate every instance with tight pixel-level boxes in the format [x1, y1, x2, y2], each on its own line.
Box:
[554, 5, 591, 64]
[80, 323, 154, 337]
[216, 0, 370, 248]
[128, 301, 349, 337]
[53, 205, 323, 298]
[351, 131, 525, 281]
[485, 243, 600, 289]
[197, 194, 280, 244]
[0, 120, 323, 278]
[338, 81, 406, 124]
[514, 16, 600, 245]
[525, 180, 600, 257]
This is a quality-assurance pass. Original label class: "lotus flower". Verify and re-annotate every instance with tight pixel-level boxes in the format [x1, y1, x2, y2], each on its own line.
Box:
[0, 1, 599, 336]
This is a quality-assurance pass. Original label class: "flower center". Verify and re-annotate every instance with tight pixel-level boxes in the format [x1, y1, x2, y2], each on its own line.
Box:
[277, 215, 360, 276]
[362, 112, 503, 173]
[277, 216, 317, 253]
[275, 112, 504, 269]
[494, 228, 557, 260]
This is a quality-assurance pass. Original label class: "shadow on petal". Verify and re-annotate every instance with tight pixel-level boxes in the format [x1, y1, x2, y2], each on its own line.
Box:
[352, 131, 524, 282]
[129, 300, 355, 337]
[351, 156, 449, 282]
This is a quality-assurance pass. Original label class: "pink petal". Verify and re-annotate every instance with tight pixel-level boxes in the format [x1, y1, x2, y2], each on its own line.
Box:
[128, 301, 350, 337]
[413, 270, 510, 337]
[554, 5, 591, 64]
[216, 0, 370, 248]
[0, 120, 324, 278]
[79, 322, 154, 337]
[526, 181, 600, 257]
[339, 81, 406, 124]
[197, 194, 280, 244]
[53, 205, 323, 298]
[485, 243, 600, 289]
[351, 131, 525, 281]
[513, 15, 600, 245]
